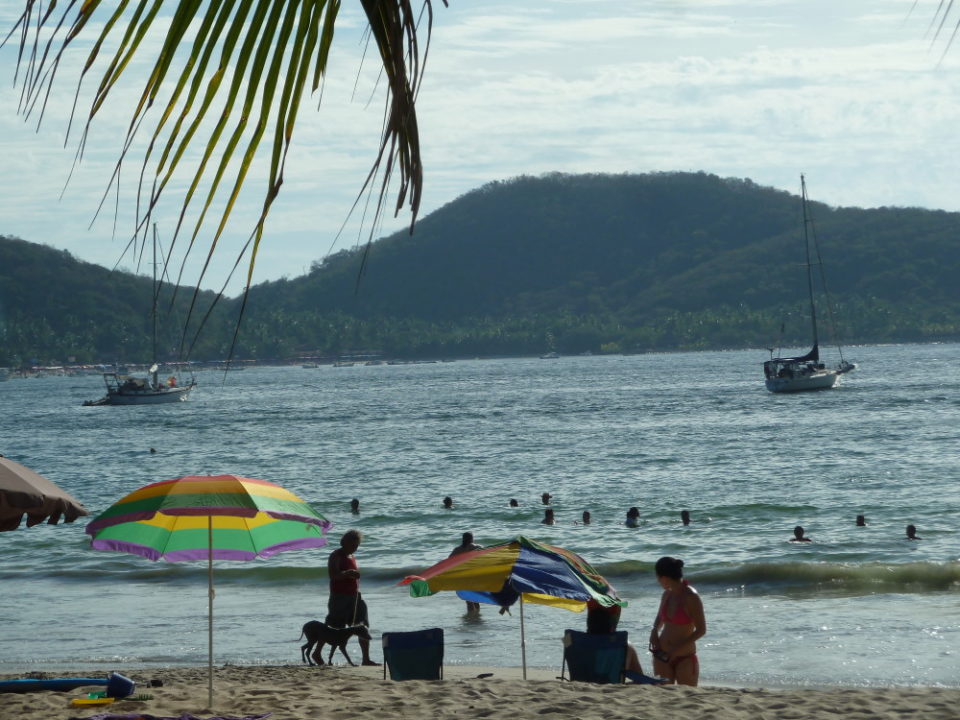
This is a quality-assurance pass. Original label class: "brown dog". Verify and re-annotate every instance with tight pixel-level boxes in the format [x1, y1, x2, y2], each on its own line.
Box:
[299, 620, 372, 666]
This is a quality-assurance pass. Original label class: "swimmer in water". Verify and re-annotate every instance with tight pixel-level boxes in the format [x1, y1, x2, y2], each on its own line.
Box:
[450, 532, 482, 613]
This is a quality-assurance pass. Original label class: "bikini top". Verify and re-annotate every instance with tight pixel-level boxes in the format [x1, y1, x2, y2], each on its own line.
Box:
[658, 580, 693, 625]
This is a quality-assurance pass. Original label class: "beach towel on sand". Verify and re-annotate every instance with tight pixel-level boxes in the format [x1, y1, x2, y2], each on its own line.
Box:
[69, 714, 282, 720]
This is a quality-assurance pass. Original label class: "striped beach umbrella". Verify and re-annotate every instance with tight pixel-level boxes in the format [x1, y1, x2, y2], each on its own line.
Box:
[0, 455, 88, 532]
[85, 475, 330, 558]
[86, 475, 331, 708]
[401, 535, 624, 678]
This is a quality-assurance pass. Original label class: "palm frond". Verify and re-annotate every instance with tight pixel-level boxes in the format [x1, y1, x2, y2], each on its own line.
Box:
[918, 0, 960, 62]
[5, 0, 442, 354]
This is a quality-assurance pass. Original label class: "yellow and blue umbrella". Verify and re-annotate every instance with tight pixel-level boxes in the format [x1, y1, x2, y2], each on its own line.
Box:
[86, 475, 330, 707]
[401, 536, 624, 677]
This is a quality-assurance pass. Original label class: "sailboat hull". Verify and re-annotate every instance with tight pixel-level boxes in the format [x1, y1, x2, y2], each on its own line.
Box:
[102, 385, 194, 405]
[765, 369, 839, 393]
[83, 374, 195, 406]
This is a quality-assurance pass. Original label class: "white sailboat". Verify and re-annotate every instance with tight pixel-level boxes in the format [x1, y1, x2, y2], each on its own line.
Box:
[763, 176, 856, 393]
[84, 228, 196, 406]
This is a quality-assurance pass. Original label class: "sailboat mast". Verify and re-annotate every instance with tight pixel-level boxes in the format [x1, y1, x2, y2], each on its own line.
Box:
[151, 224, 159, 386]
[800, 175, 819, 351]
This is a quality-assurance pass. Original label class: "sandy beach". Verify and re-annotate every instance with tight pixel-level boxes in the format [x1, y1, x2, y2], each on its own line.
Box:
[3, 664, 960, 720]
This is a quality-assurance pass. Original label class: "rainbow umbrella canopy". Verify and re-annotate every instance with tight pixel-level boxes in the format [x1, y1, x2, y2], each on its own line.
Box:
[86, 475, 331, 707]
[400, 535, 624, 677]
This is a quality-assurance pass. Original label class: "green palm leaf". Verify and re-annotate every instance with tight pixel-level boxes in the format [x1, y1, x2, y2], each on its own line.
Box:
[5, 0, 442, 342]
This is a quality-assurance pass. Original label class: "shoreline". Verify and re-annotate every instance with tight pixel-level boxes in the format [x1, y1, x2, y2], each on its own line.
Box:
[4, 665, 960, 720]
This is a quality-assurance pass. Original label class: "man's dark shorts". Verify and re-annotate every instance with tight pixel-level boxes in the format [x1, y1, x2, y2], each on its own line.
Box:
[326, 592, 369, 628]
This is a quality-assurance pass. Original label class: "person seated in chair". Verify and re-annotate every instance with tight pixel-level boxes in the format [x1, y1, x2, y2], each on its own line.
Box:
[585, 600, 644, 676]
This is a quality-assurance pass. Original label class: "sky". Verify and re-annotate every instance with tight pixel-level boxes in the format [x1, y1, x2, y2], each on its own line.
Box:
[1, 1, 959, 297]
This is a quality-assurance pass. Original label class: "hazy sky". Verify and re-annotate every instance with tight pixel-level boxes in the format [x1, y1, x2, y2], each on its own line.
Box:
[1, 1, 958, 296]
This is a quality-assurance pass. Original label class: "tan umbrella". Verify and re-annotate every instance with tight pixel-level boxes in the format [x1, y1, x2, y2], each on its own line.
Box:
[0, 455, 88, 531]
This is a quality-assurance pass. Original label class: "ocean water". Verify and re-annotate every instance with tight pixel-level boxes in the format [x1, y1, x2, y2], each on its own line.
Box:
[1, 344, 958, 688]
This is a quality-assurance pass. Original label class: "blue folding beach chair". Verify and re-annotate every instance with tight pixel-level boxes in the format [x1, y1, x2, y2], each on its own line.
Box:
[561, 629, 667, 685]
[382, 628, 444, 680]
[562, 629, 628, 683]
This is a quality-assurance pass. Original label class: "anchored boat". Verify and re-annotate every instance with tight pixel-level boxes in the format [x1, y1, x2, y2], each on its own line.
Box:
[84, 227, 195, 406]
[763, 176, 856, 393]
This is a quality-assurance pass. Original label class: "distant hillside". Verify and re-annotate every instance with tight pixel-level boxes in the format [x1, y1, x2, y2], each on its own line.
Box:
[241, 172, 960, 355]
[3, 171, 959, 364]
[0, 235, 232, 365]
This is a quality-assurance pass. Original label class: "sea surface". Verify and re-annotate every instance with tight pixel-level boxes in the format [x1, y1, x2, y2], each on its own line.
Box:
[1, 344, 958, 688]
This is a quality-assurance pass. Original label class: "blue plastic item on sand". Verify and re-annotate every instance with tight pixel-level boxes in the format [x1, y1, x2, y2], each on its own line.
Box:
[0, 678, 109, 693]
[106, 672, 136, 698]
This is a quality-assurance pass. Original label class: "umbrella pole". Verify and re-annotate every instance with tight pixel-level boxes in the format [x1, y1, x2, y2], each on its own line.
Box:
[208, 516, 214, 709]
[520, 594, 527, 680]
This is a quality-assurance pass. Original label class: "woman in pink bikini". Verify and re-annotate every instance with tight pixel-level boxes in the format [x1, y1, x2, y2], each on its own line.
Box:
[648, 556, 706, 686]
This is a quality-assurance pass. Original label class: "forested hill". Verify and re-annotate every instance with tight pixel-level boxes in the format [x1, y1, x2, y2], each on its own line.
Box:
[3, 171, 960, 364]
[0, 235, 231, 364]
[243, 172, 960, 355]
[253, 172, 812, 321]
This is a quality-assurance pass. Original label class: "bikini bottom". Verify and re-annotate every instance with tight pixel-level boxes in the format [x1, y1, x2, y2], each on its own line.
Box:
[668, 653, 698, 674]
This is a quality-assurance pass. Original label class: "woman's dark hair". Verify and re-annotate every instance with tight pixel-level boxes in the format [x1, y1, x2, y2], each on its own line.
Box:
[655, 556, 684, 580]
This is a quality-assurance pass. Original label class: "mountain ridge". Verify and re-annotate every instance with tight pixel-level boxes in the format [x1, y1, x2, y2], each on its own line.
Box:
[3, 171, 959, 364]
